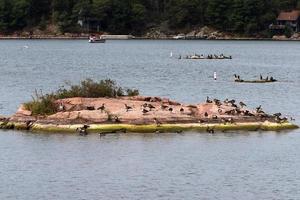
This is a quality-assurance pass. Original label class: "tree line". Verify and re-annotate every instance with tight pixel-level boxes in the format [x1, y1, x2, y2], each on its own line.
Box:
[0, 0, 299, 35]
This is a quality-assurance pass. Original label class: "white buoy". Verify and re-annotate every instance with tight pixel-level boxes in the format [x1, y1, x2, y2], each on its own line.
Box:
[214, 72, 217, 80]
[23, 45, 29, 49]
[170, 51, 173, 57]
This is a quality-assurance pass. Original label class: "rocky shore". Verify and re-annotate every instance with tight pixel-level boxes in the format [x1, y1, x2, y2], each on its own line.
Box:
[2, 26, 300, 41]
[0, 96, 297, 133]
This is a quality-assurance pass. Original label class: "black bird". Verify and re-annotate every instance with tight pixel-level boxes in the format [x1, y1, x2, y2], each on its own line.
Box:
[98, 103, 105, 112]
[206, 96, 213, 103]
[239, 102, 247, 108]
[148, 104, 156, 111]
[204, 112, 209, 118]
[243, 110, 254, 116]
[142, 103, 148, 108]
[256, 105, 265, 114]
[224, 98, 229, 104]
[273, 113, 282, 117]
[225, 110, 234, 115]
[125, 104, 133, 112]
[76, 125, 90, 136]
[87, 106, 95, 111]
[213, 99, 222, 106]
[228, 99, 236, 104]
[256, 105, 262, 112]
[212, 115, 218, 120]
[161, 104, 169, 110]
[222, 118, 234, 124]
[228, 118, 234, 124]
[206, 127, 215, 134]
[142, 109, 149, 115]
[198, 119, 205, 123]
[113, 115, 121, 123]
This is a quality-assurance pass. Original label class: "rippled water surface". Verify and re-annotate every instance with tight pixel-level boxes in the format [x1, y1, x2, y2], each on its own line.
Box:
[0, 40, 300, 200]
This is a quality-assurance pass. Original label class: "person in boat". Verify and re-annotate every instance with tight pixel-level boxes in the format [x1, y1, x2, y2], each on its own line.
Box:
[260, 74, 263, 80]
[200, 54, 204, 59]
[270, 76, 276, 82]
[266, 76, 269, 81]
[178, 55, 182, 59]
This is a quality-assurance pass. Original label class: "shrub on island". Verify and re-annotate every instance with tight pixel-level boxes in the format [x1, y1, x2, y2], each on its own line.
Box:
[24, 79, 139, 116]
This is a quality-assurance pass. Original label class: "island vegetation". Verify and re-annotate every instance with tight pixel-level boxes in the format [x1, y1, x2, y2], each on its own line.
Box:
[24, 79, 139, 116]
[0, 0, 300, 37]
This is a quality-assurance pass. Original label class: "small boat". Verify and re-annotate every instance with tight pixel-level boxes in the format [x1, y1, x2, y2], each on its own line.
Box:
[89, 36, 106, 43]
[235, 79, 277, 83]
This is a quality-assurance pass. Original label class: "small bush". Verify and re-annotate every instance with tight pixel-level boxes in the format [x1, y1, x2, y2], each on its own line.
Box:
[55, 79, 138, 98]
[126, 89, 140, 97]
[24, 90, 57, 116]
[24, 79, 139, 115]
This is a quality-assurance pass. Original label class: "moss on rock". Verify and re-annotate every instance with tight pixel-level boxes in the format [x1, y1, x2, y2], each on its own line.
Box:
[0, 121, 295, 134]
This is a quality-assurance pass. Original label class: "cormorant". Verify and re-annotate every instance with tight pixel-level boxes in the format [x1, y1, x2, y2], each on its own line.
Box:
[273, 113, 282, 117]
[256, 105, 262, 113]
[148, 104, 156, 111]
[76, 125, 90, 136]
[206, 127, 215, 134]
[239, 102, 247, 108]
[142, 109, 149, 115]
[204, 112, 209, 118]
[125, 104, 133, 112]
[206, 96, 213, 103]
[161, 104, 169, 110]
[87, 106, 95, 111]
[98, 103, 105, 112]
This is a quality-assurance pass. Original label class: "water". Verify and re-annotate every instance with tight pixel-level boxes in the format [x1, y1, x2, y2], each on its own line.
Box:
[0, 40, 299, 199]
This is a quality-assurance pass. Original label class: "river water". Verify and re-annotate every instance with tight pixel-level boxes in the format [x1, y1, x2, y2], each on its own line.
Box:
[0, 40, 299, 199]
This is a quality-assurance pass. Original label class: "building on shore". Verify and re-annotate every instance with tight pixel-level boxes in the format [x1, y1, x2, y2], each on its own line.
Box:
[269, 10, 300, 33]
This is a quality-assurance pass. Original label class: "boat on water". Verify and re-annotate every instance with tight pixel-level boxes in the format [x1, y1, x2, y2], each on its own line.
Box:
[89, 36, 106, 43]
[235, 79, 278, 83]
[234, 75, 277, 83]
[182, 54, 232, 60]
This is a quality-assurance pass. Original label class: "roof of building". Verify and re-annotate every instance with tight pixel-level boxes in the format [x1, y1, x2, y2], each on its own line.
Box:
[277, 10, 300, 21]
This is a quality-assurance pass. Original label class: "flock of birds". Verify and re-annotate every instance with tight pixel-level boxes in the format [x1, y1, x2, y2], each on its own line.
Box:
[205, 96, 292, 123]
[73, 96, 294, 136]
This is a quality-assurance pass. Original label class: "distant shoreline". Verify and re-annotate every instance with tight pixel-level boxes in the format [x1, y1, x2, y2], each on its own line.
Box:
[1, 35, 300, 41]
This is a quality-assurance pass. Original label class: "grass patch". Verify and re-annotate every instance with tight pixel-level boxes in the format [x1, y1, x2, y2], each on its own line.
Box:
[24, 79, 139, 116]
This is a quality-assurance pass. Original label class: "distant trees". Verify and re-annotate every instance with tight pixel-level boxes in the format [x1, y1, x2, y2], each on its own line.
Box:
[0, 0, 300, 35]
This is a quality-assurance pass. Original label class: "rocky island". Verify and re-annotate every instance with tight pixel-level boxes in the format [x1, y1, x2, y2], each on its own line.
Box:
[0, 97, 298, 134]
[0, 79, 297, 134]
